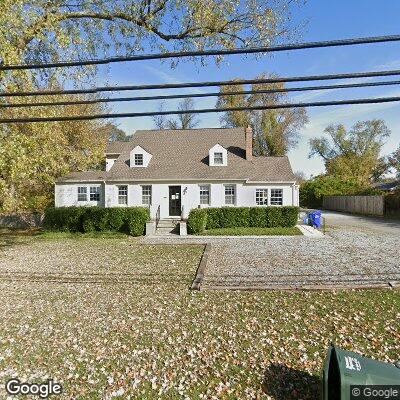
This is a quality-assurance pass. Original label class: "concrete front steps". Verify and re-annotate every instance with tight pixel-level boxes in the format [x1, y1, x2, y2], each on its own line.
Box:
[155, 219, 180, 236]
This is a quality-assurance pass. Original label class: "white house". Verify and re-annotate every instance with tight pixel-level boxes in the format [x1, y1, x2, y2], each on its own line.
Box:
[55, 127, 299, 219]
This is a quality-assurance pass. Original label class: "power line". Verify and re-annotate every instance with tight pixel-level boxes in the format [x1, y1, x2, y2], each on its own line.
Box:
[1, 34, 400, 71]
[3, 68, 400, 98]
[2, 79, 400, 109]
[2, 96, 400, 124]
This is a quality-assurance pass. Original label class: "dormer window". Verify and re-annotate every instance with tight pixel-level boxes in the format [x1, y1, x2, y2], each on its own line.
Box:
[209, 144, 227, 166]
[130, 145, 152, 168]
[214, 152, 223, 165]
[134, 154, 143, 166]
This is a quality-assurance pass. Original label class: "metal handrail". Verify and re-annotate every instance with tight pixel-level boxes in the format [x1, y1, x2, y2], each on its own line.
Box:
[155, 205, 161, 229]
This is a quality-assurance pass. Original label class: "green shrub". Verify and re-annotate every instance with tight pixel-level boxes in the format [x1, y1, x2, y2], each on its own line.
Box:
[108, 208, 126, 231]
[81, 207, 109, 232]
[265, 207, 283, 227]
[44, 206, 149, 236]
[187, 206, 300, 233]
[44, 206, 84, 232]
[205, 208, 223, 229]
[43, 207, 62, 231]
[125, 207, 150, 236]
[280, 206, 299, 227]
[299, 176, 379, 208]
[187, 209, 207, 234]
[221, 207, 250, 228]
[82, 217, 96, 233]
[249, 208, 267, 227]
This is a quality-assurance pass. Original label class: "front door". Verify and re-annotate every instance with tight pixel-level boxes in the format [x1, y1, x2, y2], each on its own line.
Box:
[169, 186, 181, 216]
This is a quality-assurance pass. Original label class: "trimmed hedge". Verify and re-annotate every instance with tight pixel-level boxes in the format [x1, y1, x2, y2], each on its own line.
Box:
[188, 206, 299, 234]
[43, 206, 150, 236]
[187, 209, 207, 234]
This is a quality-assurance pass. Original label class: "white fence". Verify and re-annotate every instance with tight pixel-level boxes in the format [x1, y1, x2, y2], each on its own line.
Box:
[322, 196, 384, 216]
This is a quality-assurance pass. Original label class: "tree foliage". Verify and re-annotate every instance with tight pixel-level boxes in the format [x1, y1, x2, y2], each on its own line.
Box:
[1, 0, 302, 84]
[216, 75, 308, 156]
[0, 0, 302, 212]
[309, 120, 391, 184]
[0, 95, 109, 212]
[153, 98, 200, 130]
[388, 144, 400, 178]
[100, 123, 131, 142]
[299, 176, 382, 209]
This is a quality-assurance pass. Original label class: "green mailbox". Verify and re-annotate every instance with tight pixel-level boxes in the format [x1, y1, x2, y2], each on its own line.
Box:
[322, 344, 400, 399]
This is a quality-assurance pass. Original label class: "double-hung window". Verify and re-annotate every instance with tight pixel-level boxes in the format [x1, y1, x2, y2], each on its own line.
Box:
[255, 189, 268, 206]
[77, 187, 87, 202]
[90, 186, 100, 202]
[214, 152, 223, 165]
[134, 154, 143, 166]
[142, 185, 152, 205]
[199, 185, 210, 205]
[118, 185, 128, 205]
[270, 189, 283, 205]
[224, 184, 236, 205]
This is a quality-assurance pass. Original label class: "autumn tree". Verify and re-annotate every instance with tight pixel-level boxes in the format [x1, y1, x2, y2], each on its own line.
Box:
[1, 0, 302, 83]
[388, 144, 400, 178]
[153, 99, 200, 130]
[0, 95, 110, 212]
[309, 120, 391, 185]
[216, 75, 308, 156]
[0, 1, 302, 211]
[100, 124, 131, 142]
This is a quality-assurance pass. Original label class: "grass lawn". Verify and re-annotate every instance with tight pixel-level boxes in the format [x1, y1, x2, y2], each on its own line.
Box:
[198, 226, 302, 236]
[0, 230, 398, 399]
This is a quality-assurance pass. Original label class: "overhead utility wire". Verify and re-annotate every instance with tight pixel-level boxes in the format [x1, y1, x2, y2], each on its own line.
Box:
[1, 34, 400, 70]
[2, 79, 400, 109]
[2, 96, 400, 124]
[3, 69, 400, 98]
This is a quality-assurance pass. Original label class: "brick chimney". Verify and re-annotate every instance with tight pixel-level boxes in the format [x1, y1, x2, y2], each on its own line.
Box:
[245, 125, 253, 161]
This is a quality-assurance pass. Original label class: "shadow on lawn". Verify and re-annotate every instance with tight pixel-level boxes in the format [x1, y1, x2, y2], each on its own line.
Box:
[0, 228, 41, 250]
[262, 363, 320, 400]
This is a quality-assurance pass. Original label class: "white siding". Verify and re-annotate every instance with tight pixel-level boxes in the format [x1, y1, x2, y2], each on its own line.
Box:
[55, 183, 104, 207]
[105, 157, 118, 171]
[55, 181, 298, 219]
[130, 145, 152, 168]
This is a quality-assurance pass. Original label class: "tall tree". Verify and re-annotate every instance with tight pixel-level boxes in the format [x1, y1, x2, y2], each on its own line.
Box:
[99, 123, 131, 142]
[388, 144, 400, 178]
[1, 0, 303, 85]
[0, 95, 109, 212]
[153, 98, 200, 130]
[309, 120, 391, 184]
[0, 1, 302, 211]
[216, 75, 308, 156]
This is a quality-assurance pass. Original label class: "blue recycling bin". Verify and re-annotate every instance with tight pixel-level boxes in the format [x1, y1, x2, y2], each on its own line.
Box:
[308, 211, 322, 229]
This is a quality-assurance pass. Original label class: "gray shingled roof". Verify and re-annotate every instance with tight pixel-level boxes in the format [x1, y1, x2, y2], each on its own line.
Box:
[57, 128, 296, 183]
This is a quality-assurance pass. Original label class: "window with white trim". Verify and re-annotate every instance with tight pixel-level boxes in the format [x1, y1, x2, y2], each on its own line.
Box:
[77, 187, 87, 202]
[199, 185, 210, 205]
[134, 154, 143, 166]
[90, 186, 100, 201]
[224, 184, 236, 205]
[118, 185, 128, 205]
[270, 189, 283, 205]
[214, 152, 223, 165]
[142, 185, 152, 205]
[255, 189, 268, 205]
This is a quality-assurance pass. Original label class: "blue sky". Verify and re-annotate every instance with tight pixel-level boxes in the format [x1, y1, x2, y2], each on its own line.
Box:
[95, 0, 400, 177]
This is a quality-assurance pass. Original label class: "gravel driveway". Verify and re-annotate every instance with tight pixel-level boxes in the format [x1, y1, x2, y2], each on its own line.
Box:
[198, 212, 400, 289]
[142, 212, 400, 289]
